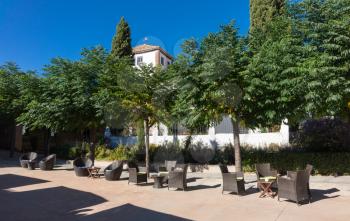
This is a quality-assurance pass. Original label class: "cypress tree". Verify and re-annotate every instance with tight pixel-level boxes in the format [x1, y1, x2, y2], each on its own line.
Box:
[250, 0, 285, 31]
[110, 17, 132, 59]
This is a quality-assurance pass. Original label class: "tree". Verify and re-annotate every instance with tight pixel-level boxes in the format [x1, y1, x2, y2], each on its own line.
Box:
[0, 62, 40, 156]
[250, 0, 285, 31]
[173, 22, 250, 172]
[291, 0, 350, 119]
[18, 47, 108, 154]
[110, 17, 132, 60]
[118, 64, 164, 175]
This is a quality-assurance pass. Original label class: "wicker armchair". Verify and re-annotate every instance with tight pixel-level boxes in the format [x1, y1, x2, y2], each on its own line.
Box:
[168, 164, 188, 191]
[219, 164, 245, 195]
[104, 161, 124, 181]
[73, 158, 93, 177]
[165, 160, 177, 171]
[39, 154, 56, 170]
[256, 163, 278, 188]
[19, 152, 38, 168]
[305, 164, 313, 198]
[277, 170, 311, 205]
[128, 162, 147, 184]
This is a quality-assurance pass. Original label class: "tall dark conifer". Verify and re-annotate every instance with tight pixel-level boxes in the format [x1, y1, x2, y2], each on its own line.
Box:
[110, 17, 132, 59]
[250, 0, 285, 31]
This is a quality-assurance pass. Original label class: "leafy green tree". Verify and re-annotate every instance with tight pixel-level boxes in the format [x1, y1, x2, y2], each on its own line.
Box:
[118, 64, 164, 175]
[173, 23, 250, 172]
[110, 17, 132, 60]
[291, 0, 350, 119]
[18, 47, 108, 153]
[0, 62, 40, 156]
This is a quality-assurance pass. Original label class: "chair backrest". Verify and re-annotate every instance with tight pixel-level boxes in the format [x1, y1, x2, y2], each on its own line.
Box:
[127, 161, 139, 172]
[22, 152, 38, 161]
[305, 164, 313, 182]
[219, 164, 229, 174]
[44, 154, 56, 162]
[165, 160, 177, 172]
[73, 158, 92, 167]
[295, 170, 309, 191]
[109, 161, 123, 170]
[256, 163, 271, 177]
[305, 164, 313, 175]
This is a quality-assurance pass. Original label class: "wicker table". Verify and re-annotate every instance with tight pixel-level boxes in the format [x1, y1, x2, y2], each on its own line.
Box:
[151, 175, 165, 188]
[87, 167, 101, 179]
[258, 178, 277, 198]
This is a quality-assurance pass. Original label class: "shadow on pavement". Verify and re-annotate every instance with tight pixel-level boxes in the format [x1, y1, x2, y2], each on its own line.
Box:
[0, 174, 190, 221]
[0, 174, 49, 189]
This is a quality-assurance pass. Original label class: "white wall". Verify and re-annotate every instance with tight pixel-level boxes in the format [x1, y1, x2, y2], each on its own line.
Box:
[159, 51, 172, 68]
[134, 50, 157, 67]
[111, 121, 289, 148]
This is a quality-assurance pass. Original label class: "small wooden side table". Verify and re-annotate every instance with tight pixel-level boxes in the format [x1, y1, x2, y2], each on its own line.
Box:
[258, 179, 276, 198]
[87, 167, 101, 179]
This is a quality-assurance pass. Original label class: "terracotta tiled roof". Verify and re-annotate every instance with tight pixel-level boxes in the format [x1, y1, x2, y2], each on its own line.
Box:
[133, 44, 173, 60]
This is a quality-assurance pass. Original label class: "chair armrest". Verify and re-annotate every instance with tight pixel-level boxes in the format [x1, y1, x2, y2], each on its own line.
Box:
[277, 176, 295, 188]
[222, 172, 243, 181]
[287, 171, 297, 179]
[128, 168, 137, 176]
[270, 169, 278, 177]
[138, 166, 147, 173]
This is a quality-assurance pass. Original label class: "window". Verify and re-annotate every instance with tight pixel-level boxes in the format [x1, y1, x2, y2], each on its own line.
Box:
[167, 61, 171, 65]
[136, 56, 143, 65]
[160, 56, 164, 65]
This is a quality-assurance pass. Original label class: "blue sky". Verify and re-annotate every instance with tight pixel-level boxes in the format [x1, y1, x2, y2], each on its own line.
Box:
[0, 0, 250, 73]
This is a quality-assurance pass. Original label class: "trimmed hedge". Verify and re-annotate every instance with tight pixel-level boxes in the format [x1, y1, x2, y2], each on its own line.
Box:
[241, 150, 350, 175]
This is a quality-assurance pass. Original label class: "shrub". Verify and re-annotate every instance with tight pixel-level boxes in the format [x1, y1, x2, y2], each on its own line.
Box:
[150, 142, 184, 163]
[51, 144, 82, 160]
[241, 149, 350, 175]
[295, 118, 350, 152]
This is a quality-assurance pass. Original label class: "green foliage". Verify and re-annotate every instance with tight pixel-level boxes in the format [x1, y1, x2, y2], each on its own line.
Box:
[17, 47, 108, 133]
[110, 17, 132, 60]
[149, 142, 184, 163]
[51, 145, 82, 160]
[250, 0, 285, 31]
[241, 149, 350, 175]
[0, 62, 40, 119]
[294, 118, 350, 152]
[94, 144, 137, 161]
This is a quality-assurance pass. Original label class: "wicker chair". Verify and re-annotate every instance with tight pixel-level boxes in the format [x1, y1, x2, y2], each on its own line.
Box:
[73, 158, 93, 177]
[19, 152, 38, 168]
[128, 162, 147, 184]
[104, 161, 124, 181]
[39, 154, 56, 170]
[305, 164, 313, 198]
[168, 164, 188, 191]
[256, 163, 278, 188]
[165, 160, 177, 171]
[219, 164, 245, 195]
[277, 170, 311, 205]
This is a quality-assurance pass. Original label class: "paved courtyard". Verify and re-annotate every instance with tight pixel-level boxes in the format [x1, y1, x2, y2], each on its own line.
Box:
[1, 153, 350, 221]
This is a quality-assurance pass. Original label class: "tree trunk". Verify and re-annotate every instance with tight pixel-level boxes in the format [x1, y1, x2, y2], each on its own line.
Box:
[231, 117, 242, 172]
[44, 129, 51, 156]
[144, 119, 150, 176]
[89, 142, 95, 166]
[9, 122, 16, 158]
[172, 123, 178, 144]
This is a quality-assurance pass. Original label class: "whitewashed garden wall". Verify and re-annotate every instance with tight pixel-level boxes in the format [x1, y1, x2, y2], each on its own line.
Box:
[110, 120, 289, 148]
